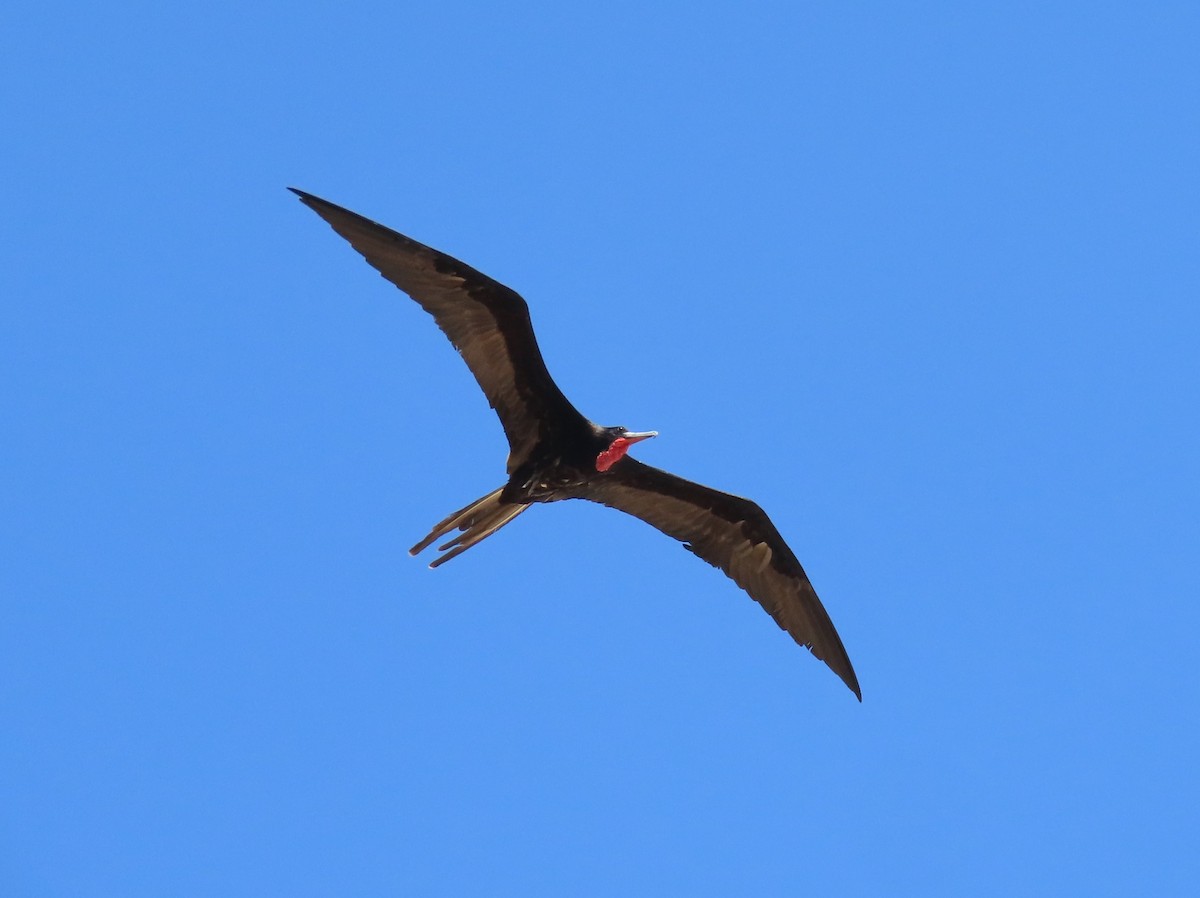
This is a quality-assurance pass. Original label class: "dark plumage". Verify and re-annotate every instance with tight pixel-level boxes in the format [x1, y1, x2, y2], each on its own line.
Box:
[290, 188, 861, 700]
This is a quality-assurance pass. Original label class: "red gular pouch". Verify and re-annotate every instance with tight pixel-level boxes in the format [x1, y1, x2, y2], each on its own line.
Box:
[595, 432, 656, 472]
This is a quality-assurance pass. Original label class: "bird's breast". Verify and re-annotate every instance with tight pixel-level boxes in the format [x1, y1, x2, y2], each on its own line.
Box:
[507, 459, 594, 503]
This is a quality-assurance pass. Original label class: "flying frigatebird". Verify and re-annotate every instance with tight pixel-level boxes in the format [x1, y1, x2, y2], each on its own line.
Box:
[290, 188, 861, 700]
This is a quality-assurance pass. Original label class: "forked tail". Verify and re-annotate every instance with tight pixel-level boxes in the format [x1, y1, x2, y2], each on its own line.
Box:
[409, 487, 530, 568]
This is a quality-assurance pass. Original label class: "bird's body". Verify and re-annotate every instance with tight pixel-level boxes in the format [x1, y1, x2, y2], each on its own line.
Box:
[291, 188, 862, 700]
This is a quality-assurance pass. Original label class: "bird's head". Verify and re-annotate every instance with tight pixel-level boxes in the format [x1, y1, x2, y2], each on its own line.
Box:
[595, 426, 658, 472]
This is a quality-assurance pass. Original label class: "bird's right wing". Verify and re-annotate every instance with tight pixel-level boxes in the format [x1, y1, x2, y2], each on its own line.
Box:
[291, 189, 587, 469]
[574, 458, 861, 699]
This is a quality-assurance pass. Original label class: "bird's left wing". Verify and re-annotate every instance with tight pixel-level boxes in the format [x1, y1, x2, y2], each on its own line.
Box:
[573, 458, 861, 699]
[289, 189, 587, 470]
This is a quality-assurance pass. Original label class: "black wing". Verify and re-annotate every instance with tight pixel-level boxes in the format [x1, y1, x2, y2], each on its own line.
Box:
[290, 189, 587, 470]
[574, 458, 861, 699]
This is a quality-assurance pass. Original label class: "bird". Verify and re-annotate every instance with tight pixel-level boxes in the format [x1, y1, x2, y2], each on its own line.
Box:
[290, 188, 861, 700]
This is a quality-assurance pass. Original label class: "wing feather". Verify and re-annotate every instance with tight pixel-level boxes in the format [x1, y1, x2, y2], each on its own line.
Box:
[290, 189, 586, 469]
[576, 458, 861, 699]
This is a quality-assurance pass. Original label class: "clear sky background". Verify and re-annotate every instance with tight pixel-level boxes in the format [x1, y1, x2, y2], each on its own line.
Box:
[3, 2, 1197, 895]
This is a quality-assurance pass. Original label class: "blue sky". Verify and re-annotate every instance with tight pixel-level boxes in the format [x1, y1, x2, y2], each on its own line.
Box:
[3, 2, 1197, 894]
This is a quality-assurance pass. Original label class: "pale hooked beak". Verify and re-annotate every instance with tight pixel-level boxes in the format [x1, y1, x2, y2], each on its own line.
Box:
[621, 431, 658, 443]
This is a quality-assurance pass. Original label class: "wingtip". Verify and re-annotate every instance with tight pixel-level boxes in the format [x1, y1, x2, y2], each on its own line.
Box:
[843, 671, 863, 702]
